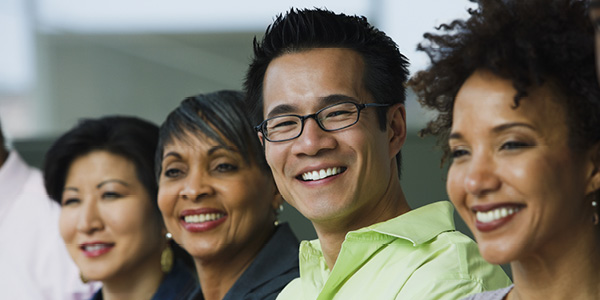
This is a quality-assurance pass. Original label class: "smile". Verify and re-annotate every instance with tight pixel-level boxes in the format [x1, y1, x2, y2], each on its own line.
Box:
[82, 244, 110, 251]
[183, 213, 225, 223]
[180, 210, 228, 232]
[475, 206, 522, 223]
[80, 243, 114, 257]
[300, 167, 346, 181]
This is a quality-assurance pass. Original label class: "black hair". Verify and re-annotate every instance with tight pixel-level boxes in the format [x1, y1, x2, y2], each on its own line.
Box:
[44, 115, 195, 269]
[244, 8, 409, 176]
[156, 90, 269, 179]
[44, 116, 159, 207]
[409, 0, 600, 159]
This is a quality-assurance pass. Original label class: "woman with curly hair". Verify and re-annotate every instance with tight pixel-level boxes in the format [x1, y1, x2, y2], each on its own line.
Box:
[409, 0, 600, 299]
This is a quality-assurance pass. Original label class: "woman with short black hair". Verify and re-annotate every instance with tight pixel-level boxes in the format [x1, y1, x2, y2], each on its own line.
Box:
[44, 116, 197, 300]
[156, 90, 299, 300]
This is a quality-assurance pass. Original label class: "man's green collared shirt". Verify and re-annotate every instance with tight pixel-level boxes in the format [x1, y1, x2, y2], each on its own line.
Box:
[277, 201, 511, 300]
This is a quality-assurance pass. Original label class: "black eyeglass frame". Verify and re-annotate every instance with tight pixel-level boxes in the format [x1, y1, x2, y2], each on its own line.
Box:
[254, 101, 390, 142]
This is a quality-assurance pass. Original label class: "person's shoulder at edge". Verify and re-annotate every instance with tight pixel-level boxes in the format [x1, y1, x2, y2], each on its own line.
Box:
[0, 150, 102, 299]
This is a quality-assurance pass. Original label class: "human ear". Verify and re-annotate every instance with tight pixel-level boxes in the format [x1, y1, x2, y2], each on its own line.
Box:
[585, 142, 600, 195]
[257, 132, 265, 147]
[387, 103, 407, 158]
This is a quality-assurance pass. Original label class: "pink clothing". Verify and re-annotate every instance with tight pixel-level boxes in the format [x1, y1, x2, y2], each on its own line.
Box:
[0, 150, 100, 299]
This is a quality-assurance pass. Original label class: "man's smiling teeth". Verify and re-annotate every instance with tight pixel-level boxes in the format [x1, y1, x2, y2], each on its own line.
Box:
[476, 207, 522, 223]
[184, 213, 224, 223]
[301, 167, 343, 181]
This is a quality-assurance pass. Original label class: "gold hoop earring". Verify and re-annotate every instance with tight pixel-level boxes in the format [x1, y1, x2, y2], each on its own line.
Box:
[161, 232, 174, 273]
[80, 272, 88, 283]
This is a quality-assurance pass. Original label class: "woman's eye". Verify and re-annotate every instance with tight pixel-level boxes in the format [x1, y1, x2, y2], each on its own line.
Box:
[164, 168, 182, 178]
[451, 149, 469, 159]
[102, 191, 123, 199]
[62, 198, 80, 206]
[215, 163, 238, 172]
[500, 141, 531, 150]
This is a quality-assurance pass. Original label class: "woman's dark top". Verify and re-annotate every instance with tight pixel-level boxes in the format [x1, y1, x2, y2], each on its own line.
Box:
[189, 223, 300, 300]
[90, 259, 198, 300]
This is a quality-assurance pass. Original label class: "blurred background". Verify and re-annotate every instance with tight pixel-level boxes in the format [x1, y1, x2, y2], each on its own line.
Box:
[0, 0, 477, 244]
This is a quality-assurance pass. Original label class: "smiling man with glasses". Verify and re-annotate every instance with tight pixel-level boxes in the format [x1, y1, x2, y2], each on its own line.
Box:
[244, 8, 510, 300]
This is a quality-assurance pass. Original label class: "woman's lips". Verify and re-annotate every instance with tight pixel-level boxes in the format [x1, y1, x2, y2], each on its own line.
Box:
[80, 242, 114, 257]
[472, 204, 524, 232]
[180, 208, 227, 233]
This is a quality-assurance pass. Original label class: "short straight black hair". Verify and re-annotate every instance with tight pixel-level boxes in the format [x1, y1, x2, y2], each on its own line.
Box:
[156, 90, 269, 180]
[44, 116, 159, 208]
[244, 8, 410, 128]
[244, 8, 409, 178]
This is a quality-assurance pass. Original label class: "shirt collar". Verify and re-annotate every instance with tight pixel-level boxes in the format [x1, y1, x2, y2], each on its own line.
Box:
[364, 201, 456, 246]
[300, 201, 457, 255]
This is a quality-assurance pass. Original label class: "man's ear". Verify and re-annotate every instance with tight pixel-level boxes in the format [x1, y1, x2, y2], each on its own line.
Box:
[586, 142, 600, 195]
[387, 103, 407, 159]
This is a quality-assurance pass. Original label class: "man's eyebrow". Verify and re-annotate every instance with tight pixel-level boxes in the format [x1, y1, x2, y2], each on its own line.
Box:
[265, 94, 361, 119]
[266, 104, 297, 119]
[318, 94, 360, 106]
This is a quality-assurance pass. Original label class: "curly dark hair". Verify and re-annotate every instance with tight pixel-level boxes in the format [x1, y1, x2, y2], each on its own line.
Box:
[409, 0, 600, 161]
[244, 8, 409, 176]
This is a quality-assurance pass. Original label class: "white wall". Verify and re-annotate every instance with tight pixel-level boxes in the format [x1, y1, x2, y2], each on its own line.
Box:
[0, 0, 475, 139]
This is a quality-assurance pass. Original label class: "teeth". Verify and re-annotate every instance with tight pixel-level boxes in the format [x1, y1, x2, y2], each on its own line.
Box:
[476, 207, 521, 223]
[184, 213, 224, 223]
[84, 244, 109, 252]
[301, 167, 343, 181]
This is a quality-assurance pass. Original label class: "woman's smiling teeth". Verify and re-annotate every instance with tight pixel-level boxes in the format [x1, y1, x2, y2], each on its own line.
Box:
[476, 206, 522, 223]
[184, 213, 225, 223]
[301, 167, 345, 181]
[82, 244, 112, 251]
